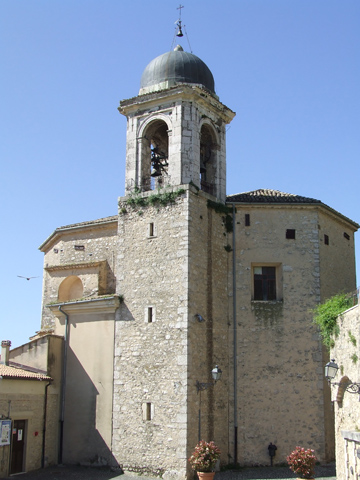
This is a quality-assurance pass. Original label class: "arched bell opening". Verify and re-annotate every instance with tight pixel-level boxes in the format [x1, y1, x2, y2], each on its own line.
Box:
[140, 120, 169, 191]
[200, 123, 218, 196]
[58, 276, 84, 302]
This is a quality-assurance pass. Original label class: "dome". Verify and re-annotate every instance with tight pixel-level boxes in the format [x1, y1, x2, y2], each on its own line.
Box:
[139, 45, 215, 95]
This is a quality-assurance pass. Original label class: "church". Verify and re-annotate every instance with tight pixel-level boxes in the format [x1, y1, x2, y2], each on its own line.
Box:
[3, 41, 358, 479]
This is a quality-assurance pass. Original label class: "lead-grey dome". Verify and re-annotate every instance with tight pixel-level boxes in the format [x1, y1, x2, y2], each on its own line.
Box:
[139, 45, 215, 95]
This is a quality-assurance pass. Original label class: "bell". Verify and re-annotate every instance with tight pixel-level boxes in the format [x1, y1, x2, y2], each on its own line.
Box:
[176, 25, 183, 37]
[151, 167, 162, 177]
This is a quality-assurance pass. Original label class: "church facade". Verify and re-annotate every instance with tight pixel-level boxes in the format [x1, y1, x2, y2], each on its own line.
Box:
[22, 45, 359, 478]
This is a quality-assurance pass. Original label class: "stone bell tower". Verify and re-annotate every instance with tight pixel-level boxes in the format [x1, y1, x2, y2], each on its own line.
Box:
[119, 45, 235, 202]
[113, 45, 235, 479]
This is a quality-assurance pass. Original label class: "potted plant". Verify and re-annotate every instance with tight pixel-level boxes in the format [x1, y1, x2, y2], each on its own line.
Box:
[287, 446, 317, 479]
[189, 440, 221, 480]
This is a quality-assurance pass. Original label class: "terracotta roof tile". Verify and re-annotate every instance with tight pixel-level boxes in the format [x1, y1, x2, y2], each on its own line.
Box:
[0, 364, 51, 381]
[227, 189, 321, 204]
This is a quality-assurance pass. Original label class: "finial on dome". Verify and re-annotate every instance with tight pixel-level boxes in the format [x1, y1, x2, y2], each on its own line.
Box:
[176, 4, 184, 37]
[174, 45, 184, 51]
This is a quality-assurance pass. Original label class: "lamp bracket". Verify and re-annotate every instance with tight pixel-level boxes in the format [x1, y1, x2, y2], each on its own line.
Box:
[328, 380, 360, 395]
[196, 380, 216, 393]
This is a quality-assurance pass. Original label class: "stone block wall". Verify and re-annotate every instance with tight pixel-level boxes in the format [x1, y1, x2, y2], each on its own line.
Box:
[40, 220, 118, 329]
[10, 335, 63, 467]
[231, 205, 327, 465]
[114, 188, 190, 479]
[0, 382, 48, 477]
[319, 210, 357, 299]
[331, 304, 360, 480]
[187, 191, 231, 465]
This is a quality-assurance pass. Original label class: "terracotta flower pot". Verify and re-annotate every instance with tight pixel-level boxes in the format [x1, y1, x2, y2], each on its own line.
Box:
[197, 472, 215, 480]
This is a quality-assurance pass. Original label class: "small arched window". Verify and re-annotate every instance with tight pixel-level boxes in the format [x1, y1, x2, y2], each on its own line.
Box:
[200, 124, 218, 196]
[58, 276, 84, 302]
[141, 119, 169, 191]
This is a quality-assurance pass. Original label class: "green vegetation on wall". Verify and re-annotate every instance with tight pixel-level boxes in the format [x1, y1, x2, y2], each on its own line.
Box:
[313, 293, 353, 349]
[121, 188, 186, 210]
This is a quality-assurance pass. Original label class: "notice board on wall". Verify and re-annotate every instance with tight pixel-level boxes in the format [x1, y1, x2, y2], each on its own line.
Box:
[0, 420, 11, 446]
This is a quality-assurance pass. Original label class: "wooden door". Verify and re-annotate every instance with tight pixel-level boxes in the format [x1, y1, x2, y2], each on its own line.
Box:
[10, 420, 26, 474]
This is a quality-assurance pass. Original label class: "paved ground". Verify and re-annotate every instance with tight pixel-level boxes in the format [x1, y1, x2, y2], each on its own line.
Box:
[4, 463, 336, 480]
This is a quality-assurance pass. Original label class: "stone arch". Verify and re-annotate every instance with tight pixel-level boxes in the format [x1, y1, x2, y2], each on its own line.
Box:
[58, 276, 84, 302]
[199, 120, 220, 196]
[138, 115, 172, 191]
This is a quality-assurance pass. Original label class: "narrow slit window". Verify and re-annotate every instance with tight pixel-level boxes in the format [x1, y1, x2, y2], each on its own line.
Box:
[149, 222, 154, 237]
[286, 229, 296, 240]
[142, 402, 153, 421]
[344, 232, 350, 240]
[146, 403, 152, 420]
[147, 307, 153, 323]
[245, 214, 250, 227]
[324, 234, 329, 245]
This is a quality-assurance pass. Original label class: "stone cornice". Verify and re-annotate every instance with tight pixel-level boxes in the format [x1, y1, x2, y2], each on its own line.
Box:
[47, 295, 121, 315]
[45, 260, 107, 273]
[119, 84, 235, 125]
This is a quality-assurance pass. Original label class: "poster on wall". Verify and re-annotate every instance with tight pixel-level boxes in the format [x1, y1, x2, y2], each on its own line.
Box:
[0, 420, 11, 446]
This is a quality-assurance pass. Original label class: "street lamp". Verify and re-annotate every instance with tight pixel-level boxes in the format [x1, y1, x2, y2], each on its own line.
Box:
[196, 365, 222, 441]
[325, 359, 339, 381]
[196, 365, 222, 393]
[325, 359, 360, 396]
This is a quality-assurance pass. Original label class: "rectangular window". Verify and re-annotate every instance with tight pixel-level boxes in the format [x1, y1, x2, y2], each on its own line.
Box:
[254, 266, 276, 301]
[147, 307, 153, 323]
[324, 234, 329, 245]
[344, 232, 350, 240]
[245, 214, 250, 227]
[286, 229, 296, 239]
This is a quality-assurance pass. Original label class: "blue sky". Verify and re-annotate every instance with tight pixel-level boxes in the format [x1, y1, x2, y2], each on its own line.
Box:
[1, 0, 359, 349]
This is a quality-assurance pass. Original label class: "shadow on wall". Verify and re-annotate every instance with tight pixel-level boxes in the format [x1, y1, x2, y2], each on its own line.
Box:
[62, 347, 119, 467]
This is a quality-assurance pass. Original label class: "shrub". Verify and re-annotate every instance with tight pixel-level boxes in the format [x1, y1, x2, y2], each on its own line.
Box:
[313, 293, 352, 349]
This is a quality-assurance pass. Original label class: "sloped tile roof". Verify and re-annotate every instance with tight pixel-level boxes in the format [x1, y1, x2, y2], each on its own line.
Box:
[226, 189, 359, 228]
[0, 364, 51, 381]
[227, 189, 321, 204]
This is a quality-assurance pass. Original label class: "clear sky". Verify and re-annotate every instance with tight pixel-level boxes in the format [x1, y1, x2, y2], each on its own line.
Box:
[1, 0, 359, 349]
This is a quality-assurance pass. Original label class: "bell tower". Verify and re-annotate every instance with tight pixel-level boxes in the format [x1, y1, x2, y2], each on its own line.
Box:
[114, 43, 235, 479]
[119, 45, 235, 202]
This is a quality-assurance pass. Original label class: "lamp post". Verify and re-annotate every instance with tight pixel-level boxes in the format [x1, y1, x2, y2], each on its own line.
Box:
[325, 359, 360, 396]
[196, 365, 222, 441]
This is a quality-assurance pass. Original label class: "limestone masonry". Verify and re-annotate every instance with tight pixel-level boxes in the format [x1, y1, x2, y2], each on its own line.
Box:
[1, 43, 358, 479]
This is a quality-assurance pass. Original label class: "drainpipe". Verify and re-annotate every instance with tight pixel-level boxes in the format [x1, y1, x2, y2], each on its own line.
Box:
[41, 381, 52, 468]
[232, 204, 238, 464]
[58, 305, 69, 465]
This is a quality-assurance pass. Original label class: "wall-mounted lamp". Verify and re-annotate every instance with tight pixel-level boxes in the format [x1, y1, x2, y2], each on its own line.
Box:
[325, 359, 360, 395]
[195, 314, 205, 322]
[196, 365, 222, 393]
